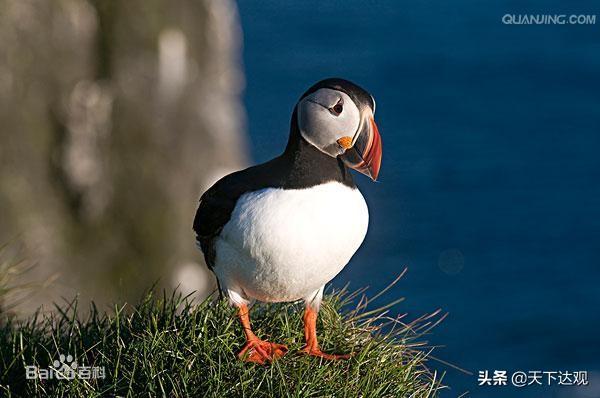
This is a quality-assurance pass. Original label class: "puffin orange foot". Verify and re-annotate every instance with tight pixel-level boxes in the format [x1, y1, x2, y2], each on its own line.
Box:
[300, 346, 352, 360]
[238, 339, 288, 364]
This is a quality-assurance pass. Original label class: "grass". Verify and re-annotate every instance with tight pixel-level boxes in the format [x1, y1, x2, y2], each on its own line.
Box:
[0, 243, 44, 314]
[0, 284, 445, 397]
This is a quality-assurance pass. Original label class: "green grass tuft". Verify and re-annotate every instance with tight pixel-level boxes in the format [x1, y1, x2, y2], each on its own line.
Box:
[0, 287, 444, 397]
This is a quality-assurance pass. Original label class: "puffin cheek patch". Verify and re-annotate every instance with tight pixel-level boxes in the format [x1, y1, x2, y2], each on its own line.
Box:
[337, 136, 353, 150]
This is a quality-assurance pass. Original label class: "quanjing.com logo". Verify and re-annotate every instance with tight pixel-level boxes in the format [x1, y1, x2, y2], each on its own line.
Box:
[502, 14, 596, 25]
[25, 353, 105, 380]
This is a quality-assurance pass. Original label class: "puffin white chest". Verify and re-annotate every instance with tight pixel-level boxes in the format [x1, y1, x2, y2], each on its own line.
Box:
[214, 181, 369, 303]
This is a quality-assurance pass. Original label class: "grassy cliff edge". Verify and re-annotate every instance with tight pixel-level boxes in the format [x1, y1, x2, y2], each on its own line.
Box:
[0, 287, 444, 397]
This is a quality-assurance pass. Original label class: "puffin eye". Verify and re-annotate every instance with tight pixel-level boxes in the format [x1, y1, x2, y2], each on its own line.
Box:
[329, 100, 343, 116]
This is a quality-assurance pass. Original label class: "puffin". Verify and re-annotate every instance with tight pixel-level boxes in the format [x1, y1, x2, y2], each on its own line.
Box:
[193, 78, 382, 364]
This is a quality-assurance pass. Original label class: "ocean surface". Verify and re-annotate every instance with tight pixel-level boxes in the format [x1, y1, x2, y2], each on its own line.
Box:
[237, 1, 600, 396]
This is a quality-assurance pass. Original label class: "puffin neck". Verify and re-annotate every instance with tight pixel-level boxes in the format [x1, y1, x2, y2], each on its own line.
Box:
[280, 107, 355, 188]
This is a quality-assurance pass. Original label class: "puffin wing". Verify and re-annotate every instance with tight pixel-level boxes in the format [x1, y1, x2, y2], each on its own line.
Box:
[193, 161, 282, 270]
[192, 147, 345, 271]
[193, 174, 244, 270]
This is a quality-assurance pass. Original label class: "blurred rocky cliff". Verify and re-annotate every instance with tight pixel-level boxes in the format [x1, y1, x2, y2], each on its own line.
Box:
[0, 0, 248, 313]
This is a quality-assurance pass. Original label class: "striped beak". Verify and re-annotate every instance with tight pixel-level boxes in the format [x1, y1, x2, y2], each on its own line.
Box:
[338, 111, 382, 181]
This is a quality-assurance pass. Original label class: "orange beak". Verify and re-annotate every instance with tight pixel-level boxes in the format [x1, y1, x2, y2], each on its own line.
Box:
[338, 115, 382, 181]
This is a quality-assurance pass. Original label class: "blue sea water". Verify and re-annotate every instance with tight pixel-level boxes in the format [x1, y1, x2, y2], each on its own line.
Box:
[237, 1, 600, 396]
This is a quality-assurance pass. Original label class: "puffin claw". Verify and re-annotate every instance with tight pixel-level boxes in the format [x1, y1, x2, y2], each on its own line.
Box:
[238, 338, 288, 364]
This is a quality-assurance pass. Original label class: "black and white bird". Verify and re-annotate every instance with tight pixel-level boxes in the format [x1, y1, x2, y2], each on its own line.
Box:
[193, 78, 382, 364]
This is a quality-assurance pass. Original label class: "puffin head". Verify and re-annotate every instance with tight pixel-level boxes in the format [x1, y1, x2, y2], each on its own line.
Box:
[296, 78, 382, 181]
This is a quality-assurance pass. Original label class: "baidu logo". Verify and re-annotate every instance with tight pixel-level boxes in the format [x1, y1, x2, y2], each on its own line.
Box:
[25, 353, 105, 380]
